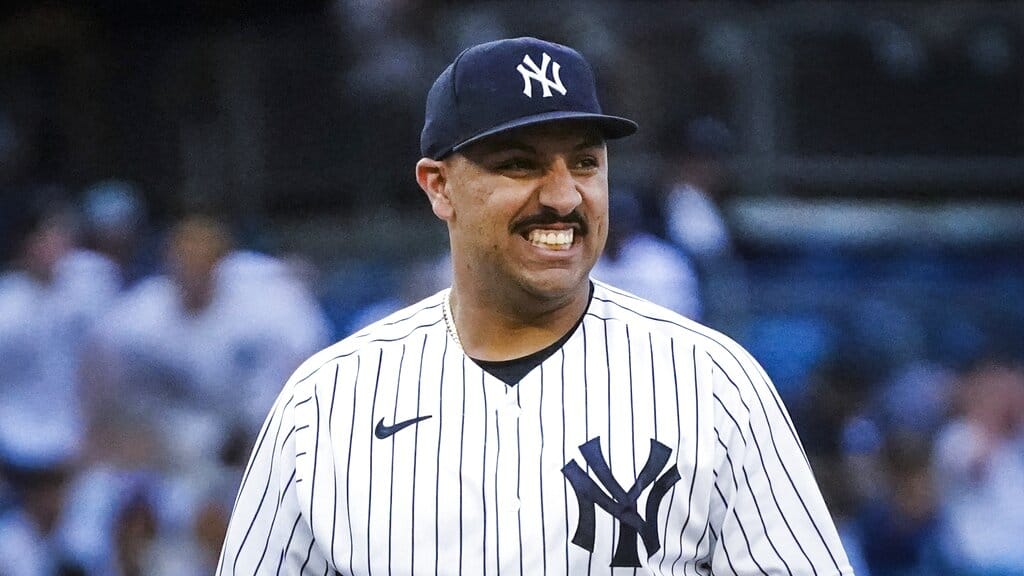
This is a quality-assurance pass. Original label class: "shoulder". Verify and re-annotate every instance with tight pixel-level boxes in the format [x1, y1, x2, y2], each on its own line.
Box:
[590, 281, 748, 360]
[589, 280, 770, 407]
[281, 289, 449, 394]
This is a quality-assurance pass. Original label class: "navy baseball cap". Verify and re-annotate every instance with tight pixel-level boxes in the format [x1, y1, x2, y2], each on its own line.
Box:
[421, 37, 638, 159]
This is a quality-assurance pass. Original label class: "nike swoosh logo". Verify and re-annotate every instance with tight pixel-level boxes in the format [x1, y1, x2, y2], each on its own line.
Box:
[374, 415, 433, 439]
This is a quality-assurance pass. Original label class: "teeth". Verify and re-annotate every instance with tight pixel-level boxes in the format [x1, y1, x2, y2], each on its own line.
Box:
[528, 228, 574, 250]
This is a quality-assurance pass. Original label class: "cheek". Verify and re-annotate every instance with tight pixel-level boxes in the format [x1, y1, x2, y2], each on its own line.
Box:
[585, 192, 609, 235]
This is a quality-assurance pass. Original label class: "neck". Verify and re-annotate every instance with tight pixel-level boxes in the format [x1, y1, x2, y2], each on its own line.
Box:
[449, 280, 590, 361]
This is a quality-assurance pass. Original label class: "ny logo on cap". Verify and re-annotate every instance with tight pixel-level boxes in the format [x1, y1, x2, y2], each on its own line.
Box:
[517, 52, 567, 98]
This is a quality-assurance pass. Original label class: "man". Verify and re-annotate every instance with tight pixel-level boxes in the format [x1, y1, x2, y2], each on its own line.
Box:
[218, 37, 852, 575]
[85, 214, 331, 470]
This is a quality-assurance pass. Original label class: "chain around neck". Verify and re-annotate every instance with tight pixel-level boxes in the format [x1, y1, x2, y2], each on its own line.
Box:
[442, 290, 462, 348]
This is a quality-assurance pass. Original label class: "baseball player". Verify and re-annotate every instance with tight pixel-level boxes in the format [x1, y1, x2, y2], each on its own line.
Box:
[218, 37, 852, 575]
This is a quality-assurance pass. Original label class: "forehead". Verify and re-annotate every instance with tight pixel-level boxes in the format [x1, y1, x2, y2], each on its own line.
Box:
[457, 121, 607, 157]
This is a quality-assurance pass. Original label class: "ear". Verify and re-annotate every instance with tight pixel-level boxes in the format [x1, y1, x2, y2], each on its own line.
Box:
[416, 158, 454, 221]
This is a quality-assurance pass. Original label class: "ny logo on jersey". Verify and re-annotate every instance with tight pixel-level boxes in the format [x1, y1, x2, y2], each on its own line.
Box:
[562, 437, 680, 567]
[516, 52, 567, 98]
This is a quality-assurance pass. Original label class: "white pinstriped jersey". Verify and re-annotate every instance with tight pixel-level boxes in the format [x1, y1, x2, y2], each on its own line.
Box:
[218, 281, 852, 575]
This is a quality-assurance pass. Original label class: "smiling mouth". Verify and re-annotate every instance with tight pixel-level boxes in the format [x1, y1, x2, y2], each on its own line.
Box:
[527, 228, 574, 250]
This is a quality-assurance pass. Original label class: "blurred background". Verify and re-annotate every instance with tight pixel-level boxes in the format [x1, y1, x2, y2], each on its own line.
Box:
[0, 1, 1022, 574]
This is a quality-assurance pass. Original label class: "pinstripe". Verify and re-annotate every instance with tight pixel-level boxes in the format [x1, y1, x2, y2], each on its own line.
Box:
[659, 341, 679, 576]
[626, 325, 637, 480]
[581, 320, 593, 576]
[714, 432, 738, 490]
[276, 514, 304, 575]
[712, 394, 747, 446]
[559, 348, 570, 576]
[345, 356, 360, 576]
[712, 358, 823, 572]
[741, 464, 795, 576]
[250, 466, 295, 574]
[742, 349, 805, 460]
[310, 389, 322, 547]
[694, 524, 709, 570]
[290, 313, 444, 390]
[517, 391, 524, 576]
[714, 362, 838, 573]
[686, 343, 701, 576]
[458, 355, 466, 576]
[231, 392, 278, 515]
[716, 472, 770, 576]
[411, 333, 428, 574]
[481, 369, 489, 576]
[710, 481, 739, 576]
[279, 469, 297, 505]
[626, 325, 638, 576]
[434, 336, 448, 576]
[366, 349, 384, 576]
[387, 343, 408, 575]
[230, 392, 296, 575]
[492, 371, 502, 576]
[281, 425, 300, 450]
[328, 365, 339, 569]
[715, 423, 795, 575]
[648, 333, 658, 443]
[601, 318, 616, 559]
[299, 537, 318, 575]
[537, 366, 547, 576]
[667, 344, 696, 576]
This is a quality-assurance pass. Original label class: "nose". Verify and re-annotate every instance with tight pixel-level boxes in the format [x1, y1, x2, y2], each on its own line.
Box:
[537, 158, 582, 217]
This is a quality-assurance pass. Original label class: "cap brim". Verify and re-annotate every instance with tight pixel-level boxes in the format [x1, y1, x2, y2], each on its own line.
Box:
[449, 111, 638, 156]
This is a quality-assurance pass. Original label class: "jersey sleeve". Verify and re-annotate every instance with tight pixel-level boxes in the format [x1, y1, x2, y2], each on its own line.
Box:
[707, 347, 853, 575]
[217, 382, 329, 575]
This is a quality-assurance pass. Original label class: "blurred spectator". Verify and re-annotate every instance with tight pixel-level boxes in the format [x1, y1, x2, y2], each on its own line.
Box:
[0, 191, 117, 476]
[662, 117, 735, 259]
[144, 473, 235, 576]
[0, 458, 86, 576]
[592, 188, 701, 319]
[857, 434, 948, 576]
[659, 116, 749, 331]
[84, 214, 332, 473]
[79, 179, 157, 289]
[933, 359, 1024, 574]
[111, 489, 157, 576]
[797, 357, 884, 503]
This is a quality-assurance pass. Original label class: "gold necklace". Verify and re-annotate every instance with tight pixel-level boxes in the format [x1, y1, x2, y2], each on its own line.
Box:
[442, 290, 462, 347]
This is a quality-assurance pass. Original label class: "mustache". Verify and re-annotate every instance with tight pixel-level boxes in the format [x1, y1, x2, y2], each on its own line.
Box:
[511, 209, 588, 235]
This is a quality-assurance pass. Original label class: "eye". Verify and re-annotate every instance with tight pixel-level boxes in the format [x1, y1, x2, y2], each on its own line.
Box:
[495, 157, 536, 173]
[574, 155, 600, 170]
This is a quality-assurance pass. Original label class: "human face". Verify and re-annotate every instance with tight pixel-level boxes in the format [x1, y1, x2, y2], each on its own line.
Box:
[425, 121, 609, 306]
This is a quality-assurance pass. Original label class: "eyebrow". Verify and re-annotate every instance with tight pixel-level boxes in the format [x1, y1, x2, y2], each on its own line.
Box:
[575, 134, 606, 150]
[478, 133, 606, 156]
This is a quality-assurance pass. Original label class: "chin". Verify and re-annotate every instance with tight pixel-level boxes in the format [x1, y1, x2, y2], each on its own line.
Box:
[518, 269, 590, 301]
